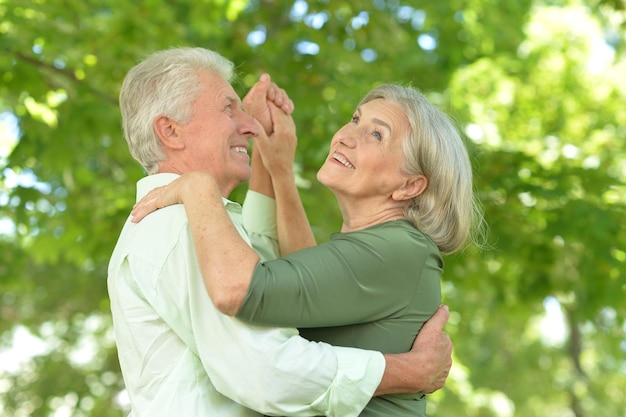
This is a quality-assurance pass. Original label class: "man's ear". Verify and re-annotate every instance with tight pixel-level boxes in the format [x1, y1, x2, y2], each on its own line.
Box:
[153, 115, 185, 150]
[392, 175, 428, 201]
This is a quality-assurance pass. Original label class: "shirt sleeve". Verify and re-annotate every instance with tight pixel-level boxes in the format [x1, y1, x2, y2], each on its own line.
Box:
[242, 190, 280, 261]
[238, 226, 439, 328]
[156, 224, 385, 417]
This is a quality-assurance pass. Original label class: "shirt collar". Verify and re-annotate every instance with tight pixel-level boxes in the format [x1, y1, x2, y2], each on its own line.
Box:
[136, 173, 240, 211]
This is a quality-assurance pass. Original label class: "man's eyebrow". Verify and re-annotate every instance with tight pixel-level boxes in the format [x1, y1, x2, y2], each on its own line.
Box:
[223, 95, 245, 110]
[224, 95, 240, 104]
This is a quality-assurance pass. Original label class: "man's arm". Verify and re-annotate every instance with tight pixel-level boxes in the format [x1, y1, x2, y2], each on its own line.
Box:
[183, 245, 451, 416]
[134, 182, 452, 413]
[174, 235, 380, 417]
[378, 305, 453, 394]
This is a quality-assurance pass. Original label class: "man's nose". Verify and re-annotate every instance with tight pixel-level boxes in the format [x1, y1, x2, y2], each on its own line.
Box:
[239, 111, 260, 138]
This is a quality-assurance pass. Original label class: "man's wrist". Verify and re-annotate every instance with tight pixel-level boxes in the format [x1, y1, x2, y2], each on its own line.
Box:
[375, 352, 425, 396]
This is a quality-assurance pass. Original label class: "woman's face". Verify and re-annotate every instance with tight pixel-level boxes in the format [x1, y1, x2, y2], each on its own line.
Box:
[317, 98, 413, 201]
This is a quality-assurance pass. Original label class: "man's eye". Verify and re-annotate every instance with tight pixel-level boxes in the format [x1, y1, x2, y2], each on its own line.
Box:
[351, 115, 359, 123]
[373, 131, 382, 140]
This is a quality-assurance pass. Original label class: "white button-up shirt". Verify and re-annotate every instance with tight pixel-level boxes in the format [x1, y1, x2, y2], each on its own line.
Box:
[108, 173, 384, 417]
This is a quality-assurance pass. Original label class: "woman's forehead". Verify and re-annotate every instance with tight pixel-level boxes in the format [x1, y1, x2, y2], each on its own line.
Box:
[360, 99, 408, 130]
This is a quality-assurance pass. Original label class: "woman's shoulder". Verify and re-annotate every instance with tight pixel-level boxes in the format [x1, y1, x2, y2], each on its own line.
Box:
[333, 220, 438, 253]
[359, 219, 431, 240]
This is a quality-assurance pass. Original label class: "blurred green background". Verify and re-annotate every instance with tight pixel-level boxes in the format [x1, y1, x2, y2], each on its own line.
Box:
[1, 0, 625, 416]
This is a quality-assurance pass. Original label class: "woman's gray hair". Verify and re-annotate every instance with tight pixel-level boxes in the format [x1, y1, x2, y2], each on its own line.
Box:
[359, 84, 484, 254]
[119, 47, 235, 174]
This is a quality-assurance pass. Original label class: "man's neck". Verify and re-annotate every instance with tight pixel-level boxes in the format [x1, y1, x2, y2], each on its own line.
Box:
[155, 167, 236, 199]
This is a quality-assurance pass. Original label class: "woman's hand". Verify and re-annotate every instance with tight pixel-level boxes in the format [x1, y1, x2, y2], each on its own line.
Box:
[254, 102, 297, 177]
[244, 74, 295, 198]
[243, 73, 294, 135]
[130, 172, 216, 222]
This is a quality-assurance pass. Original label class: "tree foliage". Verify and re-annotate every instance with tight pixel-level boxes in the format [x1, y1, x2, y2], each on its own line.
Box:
[1, 0, 625, 416]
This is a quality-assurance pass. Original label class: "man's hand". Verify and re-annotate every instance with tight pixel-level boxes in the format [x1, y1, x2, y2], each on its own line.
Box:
[243, 73, 294, 135]
[376, 305, 453, 396]
[409, 304, 453, 393]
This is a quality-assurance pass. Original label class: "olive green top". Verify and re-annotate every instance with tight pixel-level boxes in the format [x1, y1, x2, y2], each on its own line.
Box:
[238, 220, 443, 417]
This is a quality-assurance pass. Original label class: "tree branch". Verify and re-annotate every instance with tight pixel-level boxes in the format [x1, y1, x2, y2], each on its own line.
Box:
[9, 49, 118, 105]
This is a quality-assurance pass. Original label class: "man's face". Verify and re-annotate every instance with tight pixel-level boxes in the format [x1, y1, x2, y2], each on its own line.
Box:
[175, 71, 259, 195]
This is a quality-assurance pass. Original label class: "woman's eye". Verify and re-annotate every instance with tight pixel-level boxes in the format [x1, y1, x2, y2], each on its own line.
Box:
[373, 130, 382, 140]
[351, 114, 359, 124]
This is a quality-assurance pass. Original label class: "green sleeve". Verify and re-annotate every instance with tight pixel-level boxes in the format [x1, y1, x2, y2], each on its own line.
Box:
[236, 222, 442, 328]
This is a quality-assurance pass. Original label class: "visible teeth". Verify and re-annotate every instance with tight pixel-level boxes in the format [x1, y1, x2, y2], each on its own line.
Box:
[333, 152, 355, 169]
[233, 146, 248, 154]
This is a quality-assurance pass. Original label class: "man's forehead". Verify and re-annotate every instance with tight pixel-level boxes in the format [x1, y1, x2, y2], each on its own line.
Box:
[212, 84, 241, 105]
[200, 71, 241, 103]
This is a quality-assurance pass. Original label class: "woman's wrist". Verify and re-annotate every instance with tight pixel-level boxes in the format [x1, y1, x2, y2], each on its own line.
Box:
[181, 171, 217, 202]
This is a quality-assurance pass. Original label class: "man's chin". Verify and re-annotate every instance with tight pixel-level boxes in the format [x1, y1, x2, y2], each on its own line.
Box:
[238, 167, 253, 184]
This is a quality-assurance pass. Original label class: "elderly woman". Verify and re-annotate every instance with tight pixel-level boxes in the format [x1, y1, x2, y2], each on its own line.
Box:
[132, 84, 483, 416]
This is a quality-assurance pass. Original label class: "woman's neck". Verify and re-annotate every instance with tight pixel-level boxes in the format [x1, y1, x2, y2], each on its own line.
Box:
[337, 198, 407, 233]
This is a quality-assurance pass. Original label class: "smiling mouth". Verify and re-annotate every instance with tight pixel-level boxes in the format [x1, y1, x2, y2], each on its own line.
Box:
[232, 146, 248, 154]
[332, 152, 355, 169]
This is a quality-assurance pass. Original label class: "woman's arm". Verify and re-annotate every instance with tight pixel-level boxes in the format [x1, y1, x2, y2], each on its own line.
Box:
[243, 73, 282, 200]
[242, 74, 315, 255]
[129, 101, 318, 315]
[238, 224, 441, 328]
[131, 172, 258, 315]
[132, 177, 440, 325]
[255, 104, 316, 255]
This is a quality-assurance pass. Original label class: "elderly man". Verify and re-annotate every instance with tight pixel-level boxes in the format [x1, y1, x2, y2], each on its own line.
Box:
[108, 47, 452, 417]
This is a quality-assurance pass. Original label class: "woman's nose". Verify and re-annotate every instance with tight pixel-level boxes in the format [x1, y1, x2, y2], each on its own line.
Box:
[334, 126, 357, 148]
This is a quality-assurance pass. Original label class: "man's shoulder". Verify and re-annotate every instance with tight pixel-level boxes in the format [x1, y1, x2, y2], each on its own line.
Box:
[110, 207, 191, 269]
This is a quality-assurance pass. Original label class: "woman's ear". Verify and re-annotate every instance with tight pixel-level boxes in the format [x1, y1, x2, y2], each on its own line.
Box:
[153, 116, 185, 150]
[392, 175, 428, 201]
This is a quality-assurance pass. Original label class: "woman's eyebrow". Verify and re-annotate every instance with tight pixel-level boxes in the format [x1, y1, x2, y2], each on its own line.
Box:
[357, 106, 392, 132]
[372, 117, 391, 132]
